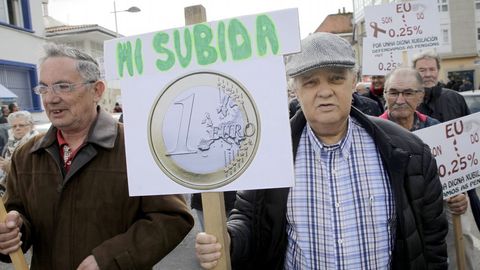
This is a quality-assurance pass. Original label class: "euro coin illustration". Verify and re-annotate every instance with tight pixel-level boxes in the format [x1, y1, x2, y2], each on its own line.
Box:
[148, 72, 260, 189]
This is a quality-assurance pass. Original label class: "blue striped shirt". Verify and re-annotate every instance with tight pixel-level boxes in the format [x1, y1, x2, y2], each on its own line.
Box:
[285, 117, 396, 270]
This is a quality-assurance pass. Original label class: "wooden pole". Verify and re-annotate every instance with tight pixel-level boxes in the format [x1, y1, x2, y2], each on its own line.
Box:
[0, 200, 28, 270]
[401, 50, 409, 67]
[184, 5, 231, 270]
[201, 193, 231, 270]
[452, 214, 466, 270]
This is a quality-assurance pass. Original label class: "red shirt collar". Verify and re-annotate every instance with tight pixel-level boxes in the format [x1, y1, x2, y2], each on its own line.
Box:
[56, 129, 67, 146]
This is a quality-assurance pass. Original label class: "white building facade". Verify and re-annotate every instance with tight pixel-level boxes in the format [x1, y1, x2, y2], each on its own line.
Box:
[0, 0, 45, 111]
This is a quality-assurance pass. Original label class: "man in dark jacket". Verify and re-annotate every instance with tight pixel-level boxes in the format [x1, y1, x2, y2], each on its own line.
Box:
[196, 32, 447, 270]
[352, 91, 383, 116]
[413, 50, 480, 270]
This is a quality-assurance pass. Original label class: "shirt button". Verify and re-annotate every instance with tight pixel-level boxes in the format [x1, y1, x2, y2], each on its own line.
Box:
[67, 161, 72, 166]
[338, 239, 343, 245]
[335, 202, 341, 208]
[332, 170, 337, 176]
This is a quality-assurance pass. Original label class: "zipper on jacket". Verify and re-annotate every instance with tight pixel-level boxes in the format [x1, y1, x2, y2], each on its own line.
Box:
[45, 147, 66, 270]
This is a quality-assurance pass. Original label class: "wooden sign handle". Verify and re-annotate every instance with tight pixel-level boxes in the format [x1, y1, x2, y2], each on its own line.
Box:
[185, 6, 231, 269]
[401, 50, 409, 67]
[452, 214, 466, 270]
[202, 192, 231, 270]
[0, 200, 28, 270]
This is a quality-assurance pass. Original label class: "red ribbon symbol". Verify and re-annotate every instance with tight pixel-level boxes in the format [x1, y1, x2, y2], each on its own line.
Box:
[370, 22, 387, 38]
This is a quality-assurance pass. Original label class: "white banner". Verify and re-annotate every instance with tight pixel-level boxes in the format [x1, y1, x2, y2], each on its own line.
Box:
[364, 0, 440, 53]
[414, 113, 480, 198]
[361, 38, 402, 75]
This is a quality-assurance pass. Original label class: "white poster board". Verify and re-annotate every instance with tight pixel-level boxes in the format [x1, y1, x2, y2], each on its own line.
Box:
[362, 0, 440, 75]
[104, 9, 300, 196]
[414, 113, 480, 198]
[362, 39, 402, 75]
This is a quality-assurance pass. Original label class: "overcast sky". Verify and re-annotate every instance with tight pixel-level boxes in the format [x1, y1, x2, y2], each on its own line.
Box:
[48, 0, 353, 38]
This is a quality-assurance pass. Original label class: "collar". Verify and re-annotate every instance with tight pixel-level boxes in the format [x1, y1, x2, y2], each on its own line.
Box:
[56, 129, 67, 146]
[306, 117, 353, 159]
[415, 111, 428, 122]
[380, 110, 427, 122]
[370, 83, 384, 96]
[31, 106, 118, 153]
[380, 110, 428, 131]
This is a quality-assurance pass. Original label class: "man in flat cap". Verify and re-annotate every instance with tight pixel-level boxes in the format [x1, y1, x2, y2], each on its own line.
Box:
[195, 32, 447, 269]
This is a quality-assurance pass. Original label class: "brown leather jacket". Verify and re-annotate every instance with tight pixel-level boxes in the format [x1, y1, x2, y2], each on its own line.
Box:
[2, 108, 193, 269]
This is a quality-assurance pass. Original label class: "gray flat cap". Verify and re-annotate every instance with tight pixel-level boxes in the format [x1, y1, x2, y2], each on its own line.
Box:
[286, 32, 355, 77]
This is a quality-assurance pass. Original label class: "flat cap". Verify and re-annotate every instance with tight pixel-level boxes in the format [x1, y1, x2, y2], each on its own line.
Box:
[286, 32, 355, 78]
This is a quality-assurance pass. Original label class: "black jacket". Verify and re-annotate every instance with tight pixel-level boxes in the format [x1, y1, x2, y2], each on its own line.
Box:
[227, 107, 448, 270]
[361, 90, 386, 113]
[417, 84, 470, 123]
[352, 92, 383, 116]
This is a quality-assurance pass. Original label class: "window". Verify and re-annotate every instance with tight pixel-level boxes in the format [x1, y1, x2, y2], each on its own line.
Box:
[0, 0, 31, 30]
[65, 41, 84, 49]
[0, 60, 41, 112]
[476, 0, 480, 9]
[478, 28, 480, 41]
[437, 0, 448, 12]
[442, 29, 449, 43]
[90, 42, 104, 59]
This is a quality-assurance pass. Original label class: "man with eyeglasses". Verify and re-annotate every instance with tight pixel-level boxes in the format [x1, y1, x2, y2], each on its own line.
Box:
[380, 68, 440, 131]
[0, 44, 194, 269]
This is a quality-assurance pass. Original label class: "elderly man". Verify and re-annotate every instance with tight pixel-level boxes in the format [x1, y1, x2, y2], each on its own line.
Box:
[414, 51, 480, 270]
[0, 44, 194, 269]
[195, 32, 447, 269]
[380, 68, 439, 130]
[413, 51, 470, 122]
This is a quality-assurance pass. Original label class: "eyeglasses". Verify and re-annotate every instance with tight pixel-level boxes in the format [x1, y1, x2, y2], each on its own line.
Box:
[385, 89, 422, 99]
[33, 81, 96, 95]
[11, 124, 30, 129]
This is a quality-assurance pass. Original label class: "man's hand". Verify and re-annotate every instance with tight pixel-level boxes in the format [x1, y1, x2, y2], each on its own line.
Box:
[0, 211, 23, 255]
[447, 193, 468, 215]
[195, 232, 223, 269]
[0, 157, 8, 171]
[77, 255, 99, 270]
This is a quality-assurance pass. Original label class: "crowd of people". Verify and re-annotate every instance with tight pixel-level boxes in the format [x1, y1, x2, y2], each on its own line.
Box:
[0, 32, 477, 270]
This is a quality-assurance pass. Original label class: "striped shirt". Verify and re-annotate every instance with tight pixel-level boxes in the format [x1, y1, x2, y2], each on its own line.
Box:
[285, 117, 396, 270]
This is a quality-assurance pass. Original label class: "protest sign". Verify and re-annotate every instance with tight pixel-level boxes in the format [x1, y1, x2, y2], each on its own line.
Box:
[104, 9, 299, 196]
[362, 0, 440, 74]
[362, 39, 402, 75]
[413, 113, 480, 198]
